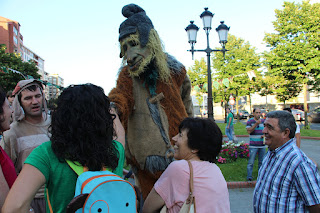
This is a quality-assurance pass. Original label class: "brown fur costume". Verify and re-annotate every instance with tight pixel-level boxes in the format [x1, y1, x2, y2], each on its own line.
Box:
[109, 56, 193, 199]
[110, 3, 193, 199]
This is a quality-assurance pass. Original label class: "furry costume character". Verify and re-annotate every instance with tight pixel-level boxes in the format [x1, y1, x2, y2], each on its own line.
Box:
[109, 4, 193, 199]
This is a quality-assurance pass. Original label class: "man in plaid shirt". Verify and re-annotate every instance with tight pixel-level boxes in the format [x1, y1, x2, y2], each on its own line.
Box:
[253, 110, 320, 212]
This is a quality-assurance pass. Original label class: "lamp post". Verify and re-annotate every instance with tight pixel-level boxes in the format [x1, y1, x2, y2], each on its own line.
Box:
[185, 7, 230, 120]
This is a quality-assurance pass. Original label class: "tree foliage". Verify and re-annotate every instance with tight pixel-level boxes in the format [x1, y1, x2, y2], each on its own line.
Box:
[187, 57, 208, 110]
[212, 34, 261, 105]
[0, 45, 40, 91]
[263, 1, 320, 99]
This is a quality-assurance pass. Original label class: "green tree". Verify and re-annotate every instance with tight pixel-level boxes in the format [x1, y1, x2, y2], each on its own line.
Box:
[258, 73, 279, 110]
[212, 34, 261, 121]
[187, 58, 208, 115]
[274, 79, 301, 107]
[263, 1, 320, 128]
[0, 45, 40, 91]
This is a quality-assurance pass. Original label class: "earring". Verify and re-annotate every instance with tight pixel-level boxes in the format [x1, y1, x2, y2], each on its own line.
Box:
[191, 150, 195, 153]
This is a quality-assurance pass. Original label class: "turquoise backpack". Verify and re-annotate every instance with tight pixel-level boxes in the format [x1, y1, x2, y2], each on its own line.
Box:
[65, 161, 137, 213]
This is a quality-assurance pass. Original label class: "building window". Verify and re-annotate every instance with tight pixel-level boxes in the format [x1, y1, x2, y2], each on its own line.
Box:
[13, 26, 18, 35]
[13, 36, 18, 45]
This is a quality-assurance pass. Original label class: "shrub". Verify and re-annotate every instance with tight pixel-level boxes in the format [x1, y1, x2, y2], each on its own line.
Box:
[218, 141, 249, 164]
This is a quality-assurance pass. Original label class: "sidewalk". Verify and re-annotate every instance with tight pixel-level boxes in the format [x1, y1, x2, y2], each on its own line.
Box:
[228, 138, 320, 213]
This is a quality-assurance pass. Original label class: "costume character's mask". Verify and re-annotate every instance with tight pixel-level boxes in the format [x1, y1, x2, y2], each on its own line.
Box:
[120, 34, 152, 76]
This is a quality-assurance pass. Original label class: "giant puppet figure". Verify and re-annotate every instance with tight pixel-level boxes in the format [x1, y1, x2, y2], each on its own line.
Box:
[109, 4, 193, 199]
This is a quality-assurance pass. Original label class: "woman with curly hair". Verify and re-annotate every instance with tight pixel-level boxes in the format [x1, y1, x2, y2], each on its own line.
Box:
[2, 84, 125, 213]
[0, 87, 16, 209]
[143, 117, 230, 213]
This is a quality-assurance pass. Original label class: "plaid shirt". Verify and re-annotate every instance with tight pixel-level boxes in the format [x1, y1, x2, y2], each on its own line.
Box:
[253, 139, 320, 212]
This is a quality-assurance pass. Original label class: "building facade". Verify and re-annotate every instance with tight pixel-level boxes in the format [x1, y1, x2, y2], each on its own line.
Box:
[48, 74, 64, 100]
[0, 16, 64, 100]
[0, 16, 47, 79]
[0, 16, 23, 55]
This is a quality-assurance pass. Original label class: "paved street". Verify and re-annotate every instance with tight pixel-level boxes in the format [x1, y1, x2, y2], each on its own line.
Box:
[229, 138, 320, 213]
[300, 122, 320, 130]
[229, 188, 254, 213]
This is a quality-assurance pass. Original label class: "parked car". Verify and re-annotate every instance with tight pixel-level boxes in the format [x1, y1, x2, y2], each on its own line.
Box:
[232, 109, 249, 119]
[291, 109, 305, 121]
[308, 107, 320, 123]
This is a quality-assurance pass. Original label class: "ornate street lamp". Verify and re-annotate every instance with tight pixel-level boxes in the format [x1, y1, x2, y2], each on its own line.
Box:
[185, 7, 230, 120]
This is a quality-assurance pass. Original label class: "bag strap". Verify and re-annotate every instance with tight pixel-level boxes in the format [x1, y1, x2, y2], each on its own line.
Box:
[65, 160, 109, 176]
[186, 160, 196, 212]
[46, 161, 88, 213]
[46, 188, 53, 213]
[162, 161, 195, 213]
[66, 160, 88, 176]
[187, 160, 194, 196]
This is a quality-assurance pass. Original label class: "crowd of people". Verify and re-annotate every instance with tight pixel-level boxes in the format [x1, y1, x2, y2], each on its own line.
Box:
[0, 80, 232, 212]
[0, 79, 319, 213]
[0, 2, 319, 212]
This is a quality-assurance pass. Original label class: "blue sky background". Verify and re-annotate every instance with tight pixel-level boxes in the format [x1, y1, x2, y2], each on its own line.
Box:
[0, 0, 303, 93]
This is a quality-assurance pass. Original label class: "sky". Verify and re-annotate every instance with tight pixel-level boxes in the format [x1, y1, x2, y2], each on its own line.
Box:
[0, 0, 303, 94]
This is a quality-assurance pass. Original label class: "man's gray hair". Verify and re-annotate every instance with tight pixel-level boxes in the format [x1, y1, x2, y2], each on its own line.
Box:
[266, 111, 296, 139]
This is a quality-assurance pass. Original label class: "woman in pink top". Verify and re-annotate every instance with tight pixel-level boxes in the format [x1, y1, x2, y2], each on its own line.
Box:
[0, 87, 17, 209]
[143, 117, 230, 213]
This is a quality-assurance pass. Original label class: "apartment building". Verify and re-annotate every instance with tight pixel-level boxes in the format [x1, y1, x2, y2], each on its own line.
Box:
[0, 16, 23, 55]
[0, 16, 63, 100]
[48, 74, 64, 100]
[0, 16, 47, 78]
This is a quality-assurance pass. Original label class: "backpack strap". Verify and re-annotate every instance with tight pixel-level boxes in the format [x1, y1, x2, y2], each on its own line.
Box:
[46, 162, 82, 213]
[65, 160, 88, 176]
[65, 160, 109, 176]
[46, 188, 53, 213]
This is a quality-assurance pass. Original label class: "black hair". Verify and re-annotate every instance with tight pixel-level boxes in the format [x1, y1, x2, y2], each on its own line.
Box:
[0, 87, 6, 129]
[50, 84, 119, 171]
[179, 117, 222, 163]
[227, 107, 233, 116]
[266, 111, 296, 139]
[283, 107, 292, 113]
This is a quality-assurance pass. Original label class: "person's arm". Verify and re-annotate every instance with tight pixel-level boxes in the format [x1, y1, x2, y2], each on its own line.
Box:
[246, 120, 261, 134]
[295, 133, 301, 148]
[143, 187, 165, 213]
[110, 107, 125, 148]
[108, 68, 135, 131]
[227, 116, 232, 128]
[308, 204, 320, 213]
[2, 164, 45, 213]
[294, 162, 320, 213]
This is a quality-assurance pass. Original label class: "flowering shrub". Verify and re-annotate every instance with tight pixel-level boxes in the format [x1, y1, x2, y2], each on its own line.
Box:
[217, 156, 227, 164]
[217, 141, 249, 164]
